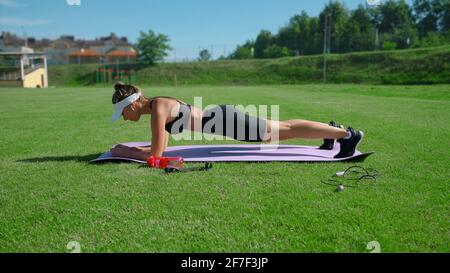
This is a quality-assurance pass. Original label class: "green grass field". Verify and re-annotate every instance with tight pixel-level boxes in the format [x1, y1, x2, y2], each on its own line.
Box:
[0, 84, 449, 252]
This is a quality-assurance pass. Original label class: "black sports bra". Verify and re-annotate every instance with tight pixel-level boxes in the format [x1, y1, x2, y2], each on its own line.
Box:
[149, 96, 192, 134]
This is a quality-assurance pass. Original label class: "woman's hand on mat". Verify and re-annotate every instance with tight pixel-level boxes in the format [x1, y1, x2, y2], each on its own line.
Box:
[111, 145, 140, 157]
[111, 145, 126, 157]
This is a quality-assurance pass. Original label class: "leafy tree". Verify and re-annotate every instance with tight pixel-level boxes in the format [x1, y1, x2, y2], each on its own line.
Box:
[306, 17, 322, 54]
[392, 23, 419, 48]
[379, 0, 415, 33]
[276, 11, 322, 56]
[254, 30, 273, 58]
[376, 0, 417, 49]
[419, 31, 443, 47]
[413, 0, 441, 37]
[263, 45, 290, 58]
[137, 30, 172, 65]
[319, 1, 350, 53]
[441, 0, 450, 32]
[443, 30, 450, 43]
[230, 41, 254, 59]
[290, 11, 311, 54]
[342, 4, 376, 52]
[277, 26, 297, 54]
[382, 40, 398, 50]
[198, 49, 211, 61]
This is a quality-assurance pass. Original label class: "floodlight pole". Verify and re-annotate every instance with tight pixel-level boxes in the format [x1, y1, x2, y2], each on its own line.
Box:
[43, 55, 48, 87]
[328, 15, 332, 54]
[323, 15, 327, 84]
[375, 27, 379, 50]
[20, 56, 25, 82]
[323, 14, 331, 84]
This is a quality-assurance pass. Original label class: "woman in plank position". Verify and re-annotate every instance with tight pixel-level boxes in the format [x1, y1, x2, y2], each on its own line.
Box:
[110, 82, 363, 162]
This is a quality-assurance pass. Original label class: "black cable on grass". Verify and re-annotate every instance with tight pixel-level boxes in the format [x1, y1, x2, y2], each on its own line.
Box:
[165, 162, 213, 174]
[321, 165, 380, 188]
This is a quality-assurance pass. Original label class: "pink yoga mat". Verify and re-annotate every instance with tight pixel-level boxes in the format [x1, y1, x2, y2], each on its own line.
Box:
[90, 142, 373, 163]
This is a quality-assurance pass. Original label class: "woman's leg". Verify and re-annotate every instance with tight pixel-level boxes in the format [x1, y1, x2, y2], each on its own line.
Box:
[263, 119, 347, 142]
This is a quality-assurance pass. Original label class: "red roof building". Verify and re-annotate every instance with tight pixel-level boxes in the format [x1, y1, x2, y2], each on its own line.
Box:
[106, 49, 138, 64]
[69, 49, 101, 64]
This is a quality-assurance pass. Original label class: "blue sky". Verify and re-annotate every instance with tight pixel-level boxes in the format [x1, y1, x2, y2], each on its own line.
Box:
[0, 0, 412, 60]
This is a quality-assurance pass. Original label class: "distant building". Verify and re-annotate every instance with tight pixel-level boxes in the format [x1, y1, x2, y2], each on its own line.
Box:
[106, 49, 138, 64]
[0, 33, 35, 54]
[69, 48, 101, 64]
[0, 52, 48, 88]
[0, 32, 138, 65]
[0, 45, 34, 54]
[44, 37, 78, 64]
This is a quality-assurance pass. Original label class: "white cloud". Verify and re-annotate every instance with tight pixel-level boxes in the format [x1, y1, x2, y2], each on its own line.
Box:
[0, 0, 24, 7]
[0, 17, 49, 26]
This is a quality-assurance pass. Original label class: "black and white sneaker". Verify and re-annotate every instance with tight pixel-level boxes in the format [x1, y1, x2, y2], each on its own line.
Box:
[319, 121, 344, 150]
[334, 127, 364, 158]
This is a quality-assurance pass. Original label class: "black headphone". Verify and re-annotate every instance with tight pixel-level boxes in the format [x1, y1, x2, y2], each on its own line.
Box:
[321, 165, 380, 188]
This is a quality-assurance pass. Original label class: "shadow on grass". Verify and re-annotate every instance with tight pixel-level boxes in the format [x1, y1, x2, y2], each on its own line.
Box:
[17, 153, 101, 164]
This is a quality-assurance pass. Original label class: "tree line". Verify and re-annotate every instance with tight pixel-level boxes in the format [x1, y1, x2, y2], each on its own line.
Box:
[136, 0, 450, 63]
[228, 0, 450, 59]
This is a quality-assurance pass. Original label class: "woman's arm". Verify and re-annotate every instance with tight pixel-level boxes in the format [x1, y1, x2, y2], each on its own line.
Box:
[135, 132, 168, 153]
[110, 130, 168, 160]
[150, 102, 169, 157]
[164, 131, 169, 151]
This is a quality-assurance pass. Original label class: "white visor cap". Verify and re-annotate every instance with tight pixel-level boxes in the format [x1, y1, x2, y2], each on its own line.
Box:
[112, 93, 140, 121]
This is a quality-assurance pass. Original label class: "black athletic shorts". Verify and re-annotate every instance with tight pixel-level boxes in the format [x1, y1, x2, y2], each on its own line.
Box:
[201, 105, 267, 142]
